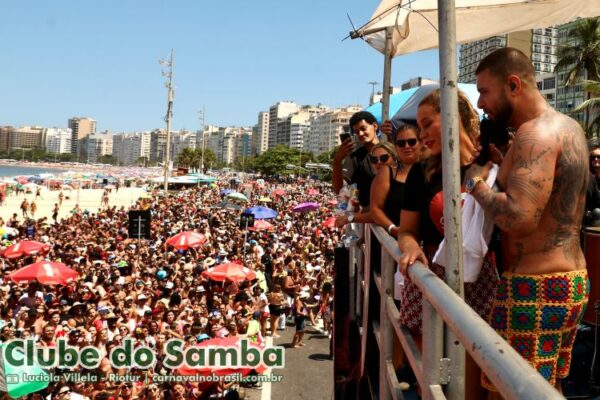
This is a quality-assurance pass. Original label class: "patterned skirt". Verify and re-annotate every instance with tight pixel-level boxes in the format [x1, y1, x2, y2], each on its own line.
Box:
[481, 269, 589, 391]
[399, 251, 499, 334]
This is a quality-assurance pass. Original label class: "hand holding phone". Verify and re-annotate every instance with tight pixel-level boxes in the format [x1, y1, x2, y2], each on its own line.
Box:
[339, 133, 351, 143]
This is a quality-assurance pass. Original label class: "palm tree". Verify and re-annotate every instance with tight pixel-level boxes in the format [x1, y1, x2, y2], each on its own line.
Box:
[573, 80, 600, 137]
[555, 17, 600, 133]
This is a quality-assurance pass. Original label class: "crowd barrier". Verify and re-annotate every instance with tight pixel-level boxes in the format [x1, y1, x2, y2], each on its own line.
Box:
[337, 222, 564, 400]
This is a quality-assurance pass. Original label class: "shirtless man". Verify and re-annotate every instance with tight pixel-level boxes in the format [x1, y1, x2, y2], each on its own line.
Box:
[464, 47, 589, 394]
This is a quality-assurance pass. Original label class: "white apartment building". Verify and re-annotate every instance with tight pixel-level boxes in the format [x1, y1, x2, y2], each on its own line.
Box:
[171, 130, 196, 162]
[251, 112, 269, 155]
[83, 132, 113, 164]
[536, 73, 557, 108]
[44, 128, 72, 154]
[307, 106, 362, 155]
[268, 101, 299, 149]
[112, 132, 151, 166]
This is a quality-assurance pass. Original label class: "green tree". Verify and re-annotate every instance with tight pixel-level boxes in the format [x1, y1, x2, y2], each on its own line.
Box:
[175, 147, 217, 172]
[555, 17, 600, 134]
[97, 154, 119, 165]
[573, 80, 600, 138]
[253, 145, 305, 176]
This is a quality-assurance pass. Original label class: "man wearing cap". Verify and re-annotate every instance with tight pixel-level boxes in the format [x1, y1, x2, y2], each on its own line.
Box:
[135, 293, 152, 318]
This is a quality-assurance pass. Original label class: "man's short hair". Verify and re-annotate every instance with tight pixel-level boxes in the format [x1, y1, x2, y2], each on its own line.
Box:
[349, 111, 377, 130]
[475, 47, 536, 88]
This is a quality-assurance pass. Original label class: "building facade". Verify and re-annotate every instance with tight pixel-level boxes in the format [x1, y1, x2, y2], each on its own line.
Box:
[268, 101, 299, 149]
[458, 29, 558, 83]
[45, 128, 73, 154]
[9, 126, 44, 152]
[112, 132, 151, 166]
[80, 132, 113, 164]
[251, 112, 269, 155]
[68, 117, 96, 158]
[555, 20, 586, 125]
[307, 106, 362, 155]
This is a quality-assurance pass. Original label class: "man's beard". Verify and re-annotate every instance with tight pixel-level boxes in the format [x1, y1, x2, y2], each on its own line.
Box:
[492, 92, 513, 128]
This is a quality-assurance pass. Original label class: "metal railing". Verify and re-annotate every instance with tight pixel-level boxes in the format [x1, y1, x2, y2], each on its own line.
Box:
[348, 223, 564, 400]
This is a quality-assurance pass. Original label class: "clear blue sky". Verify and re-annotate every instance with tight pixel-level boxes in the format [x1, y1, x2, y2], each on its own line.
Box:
[0, 1, 442, 133]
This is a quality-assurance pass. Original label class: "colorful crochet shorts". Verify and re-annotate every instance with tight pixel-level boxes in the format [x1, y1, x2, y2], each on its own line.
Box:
[482, 269, 589, 391]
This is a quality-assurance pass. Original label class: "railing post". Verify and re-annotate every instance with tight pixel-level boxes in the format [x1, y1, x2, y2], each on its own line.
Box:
[379, 237, 395, 400]
[438, 0, 466, 397]
[422, 298, 444, 400]
[360, 225, 372, 377]
[349, 237, 358, 320]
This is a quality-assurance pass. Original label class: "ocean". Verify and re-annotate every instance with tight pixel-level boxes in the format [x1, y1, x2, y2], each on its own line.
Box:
[0, 165, 65, 178]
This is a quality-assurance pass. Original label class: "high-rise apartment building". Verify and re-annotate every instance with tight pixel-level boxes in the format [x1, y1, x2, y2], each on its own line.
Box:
[268, 101, 299, 149]
[171, 130, 196, 162]
[536, 73, 557, 108]
[307, 106, 362, 155]
[458, 29, 558, 83]
[150, 129, 167, 164]
[251, 112, 269, 155]
[68, 117, 96, 158]
[81, 132, 113, 164]
[45, 128, 73, 154]
[0, 126, 12, 152]
[555, 20, 586, 125]
[9, 126, 44, 152]
[112, 132, 152, 166]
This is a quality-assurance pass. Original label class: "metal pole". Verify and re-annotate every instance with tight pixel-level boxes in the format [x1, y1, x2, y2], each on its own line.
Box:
[438, 0, 465, 398]
[162, 49, 174, 193]
[199, 107, 205, 173]
[381, 27, 393, 142]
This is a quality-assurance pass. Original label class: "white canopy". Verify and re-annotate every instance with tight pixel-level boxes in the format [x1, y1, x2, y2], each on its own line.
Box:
[356, 0, 600, 56]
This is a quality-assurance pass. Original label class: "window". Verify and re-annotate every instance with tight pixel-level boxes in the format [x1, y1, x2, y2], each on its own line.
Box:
[543, 78, 555, 90]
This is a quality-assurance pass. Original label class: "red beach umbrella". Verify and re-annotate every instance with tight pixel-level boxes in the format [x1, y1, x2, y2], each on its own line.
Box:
[166, 231, 206, 250]
[248, 220, 274, 231]
[11, 260, 78, 285]
[321, 216, 337, 229]
[202, 262, 256, 283]
[177, 336, 267, 377]
[272, 189, 286, 196]
[2, 241, 50, 259]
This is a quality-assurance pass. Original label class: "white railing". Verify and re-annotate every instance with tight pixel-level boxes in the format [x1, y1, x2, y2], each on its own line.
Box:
[348, 223, 565, 400]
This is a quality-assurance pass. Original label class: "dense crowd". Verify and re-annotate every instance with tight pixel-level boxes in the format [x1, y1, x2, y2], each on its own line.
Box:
[0, 178, 338, 400]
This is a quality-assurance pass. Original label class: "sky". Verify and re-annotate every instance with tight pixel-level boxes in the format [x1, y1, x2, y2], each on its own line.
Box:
[0, 1, 442, 133]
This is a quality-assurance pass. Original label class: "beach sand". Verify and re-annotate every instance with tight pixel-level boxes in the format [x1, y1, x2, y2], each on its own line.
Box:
[0, 186, 148, 224]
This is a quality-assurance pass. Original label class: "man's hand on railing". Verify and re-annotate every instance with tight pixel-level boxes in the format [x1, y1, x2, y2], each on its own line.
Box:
[397, 234, 428, 275]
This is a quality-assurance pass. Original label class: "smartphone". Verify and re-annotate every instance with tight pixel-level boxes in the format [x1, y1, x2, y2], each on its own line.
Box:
[339, 132, 351, 143]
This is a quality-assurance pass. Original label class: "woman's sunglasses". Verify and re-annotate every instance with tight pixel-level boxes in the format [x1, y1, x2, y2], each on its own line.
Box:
[395, 138, 418, 147]
[369, 154, 391, 164]
[591, 155, 600, 161]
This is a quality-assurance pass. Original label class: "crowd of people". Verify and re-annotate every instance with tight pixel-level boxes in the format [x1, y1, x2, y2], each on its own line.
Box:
[0, 178, 339, 399]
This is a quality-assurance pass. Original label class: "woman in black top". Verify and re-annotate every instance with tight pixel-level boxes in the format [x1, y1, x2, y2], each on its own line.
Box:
[370, 125, 422, 237]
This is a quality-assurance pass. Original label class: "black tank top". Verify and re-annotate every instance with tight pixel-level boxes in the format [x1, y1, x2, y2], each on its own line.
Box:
[383, 165, 405, 226]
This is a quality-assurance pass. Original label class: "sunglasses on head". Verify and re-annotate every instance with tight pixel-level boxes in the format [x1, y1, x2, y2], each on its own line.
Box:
[395, 138, 418, 147]
[369, 154, 391, 164]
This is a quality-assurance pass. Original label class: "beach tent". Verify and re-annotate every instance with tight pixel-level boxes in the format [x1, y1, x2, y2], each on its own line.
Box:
[389, 83, 482, 129]
[364, 87, 419, 124]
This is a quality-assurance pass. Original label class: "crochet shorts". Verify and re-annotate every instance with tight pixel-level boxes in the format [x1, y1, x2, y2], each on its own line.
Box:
[482, 269, 589, 391]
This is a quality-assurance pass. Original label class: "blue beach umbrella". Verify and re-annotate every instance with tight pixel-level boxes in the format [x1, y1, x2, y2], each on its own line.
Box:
[243, 206, 278, 220]
[364, 87, 419, 124]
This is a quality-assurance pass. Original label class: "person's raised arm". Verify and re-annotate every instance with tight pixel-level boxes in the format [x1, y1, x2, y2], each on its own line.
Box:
[332, 139, 354, 194]
[468, 123, 557, 236]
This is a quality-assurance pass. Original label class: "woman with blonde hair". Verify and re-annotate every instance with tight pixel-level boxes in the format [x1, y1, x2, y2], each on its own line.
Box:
[395, 88, 498, 399]
[370, 124, 422, 237]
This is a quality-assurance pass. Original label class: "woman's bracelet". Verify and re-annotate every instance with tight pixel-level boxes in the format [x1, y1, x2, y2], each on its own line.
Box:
[387, 224, 397, 234]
